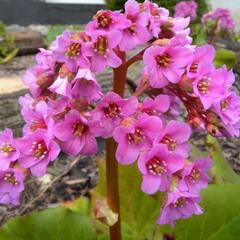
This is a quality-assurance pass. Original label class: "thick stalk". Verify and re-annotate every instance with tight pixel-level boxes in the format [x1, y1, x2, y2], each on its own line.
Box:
[106, 51, 126, 240]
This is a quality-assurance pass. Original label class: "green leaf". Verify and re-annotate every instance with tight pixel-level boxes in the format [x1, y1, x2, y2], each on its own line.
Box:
[94, 160, 163, 240]
[0, 198, 97, 240]
[206, 135, 240, 184]
[214, 49, 237, 69]
[162, 183, 240, 240]
[0, 48, 18, 64]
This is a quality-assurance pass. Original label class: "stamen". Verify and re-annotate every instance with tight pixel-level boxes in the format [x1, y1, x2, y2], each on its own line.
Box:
[0, 142, 16, 157]
[127, 128, 145, 145]
[94, 36, 108, 55]
[156, 53, 171, 67]
[146, 156, 167, 176]
[104, 102, 121, 118]
[73, 121, 87, 137]
[3, 172, 19, 185]
[161, 135, 176, 151]
[197, 76, 210, 94]
[173, 197, 187, 208]
[66, 42, 81, 58]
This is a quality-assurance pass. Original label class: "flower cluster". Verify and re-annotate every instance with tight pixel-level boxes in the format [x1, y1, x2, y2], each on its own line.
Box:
[201, 8, 235, 31]
[0, 0, 239, 226]
[174, 0, 198, 21]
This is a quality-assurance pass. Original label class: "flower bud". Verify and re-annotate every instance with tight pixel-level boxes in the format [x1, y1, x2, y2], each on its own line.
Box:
[178, 75, 193, 93]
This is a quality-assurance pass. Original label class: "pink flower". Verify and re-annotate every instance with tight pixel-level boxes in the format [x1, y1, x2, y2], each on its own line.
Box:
[143, 43, 192, 88]
[192, 65, 227, 110]
[17, 129, 60, 177]
[0, 168, 25, 205]
[212, 92, 240, 126]
[119, 0, 151, 51]
[85, 30, 122, 72]
[186, 45, 215, 78]
[180, 157, 211, 194]
[154, 121, 191, 158]
[140, 95, 170, 116]
[71, 68, 103, 102]
[53, 110, 98, 156]
[86, 10, 131, 33]
[113, 114, 162, 165]
[202, 8, 235, 30]
[158, 190, 202, 226]
[138, 144, 184, 194]
[91, 92, 138, 138]
[174, 1, 198, 21]
[52, 31, 90, 71]
[0, 129, 19, 170]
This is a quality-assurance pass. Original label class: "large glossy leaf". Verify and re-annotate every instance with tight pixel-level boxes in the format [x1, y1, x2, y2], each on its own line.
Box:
[162, 183, 240, 240]
[214, 49, 237, 69]
[94, 159, 163, 240]
[0, 197, 97, 240]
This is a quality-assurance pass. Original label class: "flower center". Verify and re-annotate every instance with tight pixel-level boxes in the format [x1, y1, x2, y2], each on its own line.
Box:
[104, 102, 121, 118]
[156, 53, 171, 67]
[30, 140, 48, 160]
[189, 168, 201, 182]
[146, 156, 167, 176]
[189, 63, 198, 73]
[3, 172, 19, 185]
[73, 121, 87, 137]
[66, 42, 81, 58]
[197, 76, 210, 94]
[127, 128, 145, 144]
[94, 36, 108, 55]
[173, 197, 187, 208]
[161, 135, 176, 151]
[29, 120, 47, 131]
[127, 23, 136, 34]
[97, 13, 112, 28]
[220, 99, 228, 111]
[0, 142, 16, 157]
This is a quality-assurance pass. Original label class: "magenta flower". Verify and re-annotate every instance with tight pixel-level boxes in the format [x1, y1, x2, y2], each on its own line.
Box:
[85, 30, 122, 72]
[91, 92, 138, 138]
[157, 190, 202, 226]
[113, 114, 162, 165]
[21, 100, 49, 133]
[17, 129, 60, 177]
[52, 31, 90, 71]
[138, 144, 184, 194]
[143, 43, 192, 88]
[86, 10, 131, 33]
[180, 157, 211, 194]
[141, 95, 170, 116]
[71, 68, 103, 102]
[192, 65, 227, 110]
[0, 129, 19, 170]
[202, 8, 235, 30]
[154, 121, 191, 157]
[174, 1, 198, 21]
[53, 110, 98, 156]
[0, 168, 25, 205]
[212, 92, 240, 126]
[186, 45, 215, 78]
[119, 0, 151, 51]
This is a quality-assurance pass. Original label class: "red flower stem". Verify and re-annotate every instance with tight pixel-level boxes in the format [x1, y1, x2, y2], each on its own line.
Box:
[106, 51, 127, 240]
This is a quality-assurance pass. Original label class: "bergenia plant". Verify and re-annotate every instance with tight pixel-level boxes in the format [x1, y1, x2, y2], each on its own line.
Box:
[1, 0, 240, 239]
[174, 0, 198, 22]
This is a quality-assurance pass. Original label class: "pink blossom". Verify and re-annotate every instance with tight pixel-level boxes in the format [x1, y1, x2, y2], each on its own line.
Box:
[157, 190, 202, 226]
[138, 144, 184, 194]
[174, 1, 198, 21]
[113, 114, 162, 165]
[186, 45, 215, 78]
[0, 168, 25, 205]
[140, 95, 170, 116]
[91, 92, 138, 138]
[192, 65, 228, 110]
[143, 43, 192, 87]
[52, 31, 90, 71]
[119, 0, 151, 51]
[202, 8, 235, 30]
[85, 30, 122, 72]
[53, 110, 98, 156]
[180, 157, 211, 194]
[0, 129, 19, 170]
[71, 68, 103, 102]
[86, 10, 131, 33]
[17, 129, 60, 177]
[154, 121, 191, 158]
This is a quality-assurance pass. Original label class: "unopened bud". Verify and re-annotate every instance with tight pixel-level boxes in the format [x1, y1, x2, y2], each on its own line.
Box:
[206, 111, 220, 125]
[206, 123, 219, 136]
[178, 75, 193, 93]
